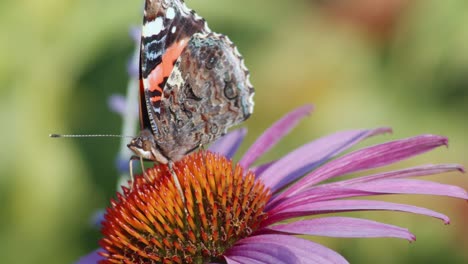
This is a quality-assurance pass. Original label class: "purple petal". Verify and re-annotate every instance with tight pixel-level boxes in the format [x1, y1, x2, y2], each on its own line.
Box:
[323, 164, 465, 187]
[274, 163, 464, 209]
[91, 209, 105, 228]
[75, 249, 105, 264]
[230, 234, 349, 264]
[269, 163, 464, 211]
[251, 161, 274, 176]
[267, 187, 375, 212]
[108, 94, 139, 117]
[264, 199, 450, 226]
[127, 56, 139, 77]
[224, 257, 244, 264]
[127, 26, 140, 77]
[226, 243, 300, 264]
[108, 94, 127, 115]
[350, 179, 468, 199]
[267, 217, 416, 241]
[239, 105, 314, 169]
[129, 26, 140, 43]
[209, 128, 247, 159]
[258, 127, 391, 192]
[226, 256, 265, 264]
[115, 156, 130, 173]
[270, 178, 467, 214]
[279, 134, 449, 199]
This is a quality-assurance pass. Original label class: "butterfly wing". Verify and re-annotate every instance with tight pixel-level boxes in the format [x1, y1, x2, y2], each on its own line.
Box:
[139, 0, 209, 134]
[154, 32, 255, 161]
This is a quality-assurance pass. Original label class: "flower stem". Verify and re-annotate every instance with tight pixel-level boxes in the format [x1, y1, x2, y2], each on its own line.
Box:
[116, 44, 140, 189]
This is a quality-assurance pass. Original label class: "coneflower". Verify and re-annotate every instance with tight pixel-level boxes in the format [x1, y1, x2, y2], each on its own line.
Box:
[78, 105, 467, 264]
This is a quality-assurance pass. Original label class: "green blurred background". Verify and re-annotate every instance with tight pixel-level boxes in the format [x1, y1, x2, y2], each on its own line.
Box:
[1, 0, 467, 263]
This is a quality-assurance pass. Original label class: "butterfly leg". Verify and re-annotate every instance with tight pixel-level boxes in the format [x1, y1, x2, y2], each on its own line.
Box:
[168, 161, 185, 204]
[128, 156, 151, 189]
[139, 156, 152, 182]
[128, 156, 140, 187]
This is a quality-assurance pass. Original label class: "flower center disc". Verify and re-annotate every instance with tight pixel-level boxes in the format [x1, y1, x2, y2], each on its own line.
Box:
[100, 151, 271, 263]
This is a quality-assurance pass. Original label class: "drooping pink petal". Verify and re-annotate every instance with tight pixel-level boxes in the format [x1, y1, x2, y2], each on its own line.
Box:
[263, 199, 450, 227]
[226, 243, 300, 264]
[278, 134, 449, 199]
[268, 163, 465, 211]
[323, 164, 465, 187]
[267, 187, 375, 212]
[267, 217, 416, 241]
[349, 179, 468, 199]
[258, 127, 391, 192]
[270, 180, 468, 214]
[239, 105, 314, 169]
[209, 128, 247, 159]
[231, 234, 349, 264]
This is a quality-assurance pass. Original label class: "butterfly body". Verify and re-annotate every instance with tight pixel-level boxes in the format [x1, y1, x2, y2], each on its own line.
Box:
[127, 0, 254, 165]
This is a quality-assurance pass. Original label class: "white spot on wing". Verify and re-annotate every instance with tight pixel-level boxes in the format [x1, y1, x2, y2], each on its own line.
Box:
[171, 26, 177, 33]
[153, 107, 161, 114]
[143, 77, 151, 91]
[143, 17, 164, 37]
[166, 62, 184, 89]
[166, 7, 175, 19]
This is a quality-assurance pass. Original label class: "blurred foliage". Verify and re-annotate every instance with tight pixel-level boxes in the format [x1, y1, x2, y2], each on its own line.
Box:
[0, 0, 467, 263]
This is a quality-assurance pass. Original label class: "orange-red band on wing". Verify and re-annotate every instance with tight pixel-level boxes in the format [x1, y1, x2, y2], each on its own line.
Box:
[147, 39, 189, 94]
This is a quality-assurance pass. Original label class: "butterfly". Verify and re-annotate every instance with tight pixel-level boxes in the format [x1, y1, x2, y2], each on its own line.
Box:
[127, 0, 255, 187]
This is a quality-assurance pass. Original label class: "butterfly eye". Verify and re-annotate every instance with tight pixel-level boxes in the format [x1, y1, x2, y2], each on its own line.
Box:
[143, 140, 153, 151]
[129, 138, 138, 146]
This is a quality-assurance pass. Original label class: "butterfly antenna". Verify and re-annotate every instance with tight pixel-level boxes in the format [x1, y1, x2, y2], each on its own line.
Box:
[49, 134, 134, 138]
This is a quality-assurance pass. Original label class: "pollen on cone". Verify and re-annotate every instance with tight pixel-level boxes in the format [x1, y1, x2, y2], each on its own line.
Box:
[99, 151, 271, 263]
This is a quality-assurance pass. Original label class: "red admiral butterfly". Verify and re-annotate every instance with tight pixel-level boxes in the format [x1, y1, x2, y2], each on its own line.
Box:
[127, 0, 254, 167]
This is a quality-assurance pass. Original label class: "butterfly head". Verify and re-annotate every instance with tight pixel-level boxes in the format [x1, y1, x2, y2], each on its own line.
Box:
[127, 129, 169, 164]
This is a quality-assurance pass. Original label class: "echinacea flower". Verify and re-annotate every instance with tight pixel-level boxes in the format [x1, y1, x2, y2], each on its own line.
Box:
[78, 105, 467, 263]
